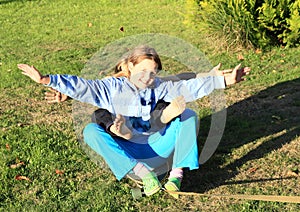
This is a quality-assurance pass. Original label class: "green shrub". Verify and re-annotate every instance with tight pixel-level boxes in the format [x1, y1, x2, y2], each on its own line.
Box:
[191, 0, 300, 48]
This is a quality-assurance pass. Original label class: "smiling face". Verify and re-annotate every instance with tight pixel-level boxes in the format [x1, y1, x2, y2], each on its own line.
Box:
[129, 59, 158, 90]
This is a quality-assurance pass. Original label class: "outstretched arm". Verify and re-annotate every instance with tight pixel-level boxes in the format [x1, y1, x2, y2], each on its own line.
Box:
[160, 63, 250, 85]
[17, 64, 114, 109]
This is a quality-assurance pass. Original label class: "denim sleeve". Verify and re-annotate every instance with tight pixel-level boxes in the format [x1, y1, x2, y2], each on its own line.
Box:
[161, 76, 225, 102]
[47, 74, 116, 108]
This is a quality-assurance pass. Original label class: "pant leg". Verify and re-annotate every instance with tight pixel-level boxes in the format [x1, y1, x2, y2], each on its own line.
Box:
[83, 123, 137, 180]
[148, 109, 199, 170]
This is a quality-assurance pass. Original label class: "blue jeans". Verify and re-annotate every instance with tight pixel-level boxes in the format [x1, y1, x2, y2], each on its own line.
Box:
[83, 109, 199, 180]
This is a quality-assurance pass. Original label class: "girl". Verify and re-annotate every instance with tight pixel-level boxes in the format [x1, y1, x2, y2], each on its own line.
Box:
[18, 45, 250, 197]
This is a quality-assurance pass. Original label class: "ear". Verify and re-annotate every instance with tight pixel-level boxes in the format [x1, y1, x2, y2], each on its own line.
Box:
[128, 62, 134, 71]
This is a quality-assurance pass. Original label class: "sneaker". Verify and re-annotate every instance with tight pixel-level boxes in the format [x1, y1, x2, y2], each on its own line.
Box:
[164, 177, 181, 199]
[142, 172, 161, 196]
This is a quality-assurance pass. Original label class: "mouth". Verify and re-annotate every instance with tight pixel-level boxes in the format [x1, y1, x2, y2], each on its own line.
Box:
[140, 80, 150, 86]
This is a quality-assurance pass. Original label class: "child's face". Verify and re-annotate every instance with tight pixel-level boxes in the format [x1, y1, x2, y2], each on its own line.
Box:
[129, 59, 157, 90]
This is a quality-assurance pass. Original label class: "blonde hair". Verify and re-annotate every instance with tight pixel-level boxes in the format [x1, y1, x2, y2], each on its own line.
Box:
[113, 45, 162, 78]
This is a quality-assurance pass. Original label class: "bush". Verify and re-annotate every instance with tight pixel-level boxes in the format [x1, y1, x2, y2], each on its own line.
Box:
[191, 0, 300, 48]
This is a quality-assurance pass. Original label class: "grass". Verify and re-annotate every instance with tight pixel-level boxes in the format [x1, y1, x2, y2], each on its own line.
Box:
[1, 0, 299, 211]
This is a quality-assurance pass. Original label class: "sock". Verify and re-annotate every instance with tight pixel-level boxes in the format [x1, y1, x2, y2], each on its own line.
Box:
[168, 168, 183, 181]
[133, 162, 151, 179]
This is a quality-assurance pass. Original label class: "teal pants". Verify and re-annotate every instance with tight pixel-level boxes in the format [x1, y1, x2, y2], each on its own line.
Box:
[83, 109, 199, 180]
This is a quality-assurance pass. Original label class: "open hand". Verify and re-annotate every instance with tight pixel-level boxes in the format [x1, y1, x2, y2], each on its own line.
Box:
[45, 88, 69, 103]
[208, 63, 251, 86]
[222, 64, 251, 86]
[17, 64, 49, 84]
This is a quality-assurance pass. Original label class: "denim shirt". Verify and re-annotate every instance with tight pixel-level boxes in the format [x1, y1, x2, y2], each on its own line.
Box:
[47, 75, 225, 121]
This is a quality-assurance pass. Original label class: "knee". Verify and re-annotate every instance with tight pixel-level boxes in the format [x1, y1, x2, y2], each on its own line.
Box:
[181, 109, 197, 121]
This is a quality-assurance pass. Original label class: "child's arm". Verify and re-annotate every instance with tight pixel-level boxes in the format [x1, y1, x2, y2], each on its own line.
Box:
[159, 63, 250, 85]
[18, 64, 115, 109]
[160, 72, 196, 81]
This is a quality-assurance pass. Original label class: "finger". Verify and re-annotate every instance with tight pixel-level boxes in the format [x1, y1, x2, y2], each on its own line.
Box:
[17, 64, 27, 70]
[45, 96, 55, 100]
[233, 63, 242, 72]
[46, 99, 59, 103]
[21, 71, 29, 76]
[45, 92, 55, 97]
[48, 87, 58, 92]
[212, 63, 222, 71]
[222, 69, 233, 74]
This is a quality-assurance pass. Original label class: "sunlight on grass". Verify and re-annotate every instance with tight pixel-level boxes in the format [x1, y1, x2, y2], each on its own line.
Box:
[0, 0, 299, 211]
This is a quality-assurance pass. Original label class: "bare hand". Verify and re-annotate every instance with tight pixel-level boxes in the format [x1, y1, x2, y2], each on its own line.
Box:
[204, 63, 251, 86]
[17, 64, 49, 84]
[222, 64, 251, 86]
[45, 88, 69, 103]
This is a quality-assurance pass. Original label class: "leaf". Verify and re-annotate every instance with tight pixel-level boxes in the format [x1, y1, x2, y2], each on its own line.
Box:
[87, 22, 93, 27]
[286, 170, 298, 177]
[5, 143, 10, 150]
[237, 54, 244, 61]
[55, 169, 64, 175]
[255, 49, 262, 54]
[10, 161, 25, 169]
[248, 167, 257, 173]
[119, 26, 124, 32]
[15, 175, 31, 181]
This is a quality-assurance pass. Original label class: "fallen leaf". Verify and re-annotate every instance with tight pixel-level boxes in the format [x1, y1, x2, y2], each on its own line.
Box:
[87, 22, 93, 27]
[55, 169, 64, 175]
[10, 161, 25, 169]
[119, 26, 124, 32]
[286, 170, 298, 177]
[255, 49, 262, 54]
[5, 143, 10, 150]
[237, 54, 244, 61]
[248, 167, 257, 173]
[15, 175, 31, 181]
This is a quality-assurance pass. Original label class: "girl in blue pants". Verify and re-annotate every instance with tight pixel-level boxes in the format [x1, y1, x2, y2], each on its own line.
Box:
[18, 45, 250, 197]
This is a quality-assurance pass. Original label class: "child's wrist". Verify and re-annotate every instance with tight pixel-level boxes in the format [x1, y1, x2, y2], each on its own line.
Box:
[40, 75, 50, 84]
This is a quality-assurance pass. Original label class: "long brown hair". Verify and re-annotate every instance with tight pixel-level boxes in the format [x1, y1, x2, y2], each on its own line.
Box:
[113, 45, 162, 78]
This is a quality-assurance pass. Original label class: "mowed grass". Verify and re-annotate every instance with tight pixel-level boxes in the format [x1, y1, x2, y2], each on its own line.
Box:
[1, 0, 299, 211]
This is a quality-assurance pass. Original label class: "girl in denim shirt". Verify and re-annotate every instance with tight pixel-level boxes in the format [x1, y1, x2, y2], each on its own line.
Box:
[18, 46, 250, 197]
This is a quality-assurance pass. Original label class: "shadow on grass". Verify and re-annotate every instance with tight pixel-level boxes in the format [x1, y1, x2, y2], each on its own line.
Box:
[184, 77, 300, 193]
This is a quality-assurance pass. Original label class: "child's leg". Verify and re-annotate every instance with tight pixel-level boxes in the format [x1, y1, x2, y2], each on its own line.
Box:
[147, 109, 199, 195]
[83, 123, 160, 195]
[83, 123, 136, 180]
[91, 109, 132, 140]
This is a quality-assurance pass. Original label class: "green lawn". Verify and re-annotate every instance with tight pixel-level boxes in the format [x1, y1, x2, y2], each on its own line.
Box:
[0, 0, 299, 211]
